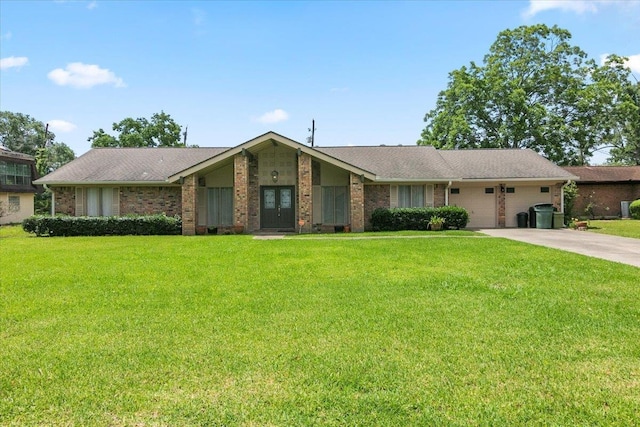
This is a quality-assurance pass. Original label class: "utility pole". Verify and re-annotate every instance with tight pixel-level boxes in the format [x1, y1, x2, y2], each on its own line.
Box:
[307, 119, 316, 147]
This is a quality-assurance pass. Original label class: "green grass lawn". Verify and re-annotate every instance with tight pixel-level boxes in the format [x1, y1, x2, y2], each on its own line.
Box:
[586, 219, 640, 239]
[1, 228, 639, 425]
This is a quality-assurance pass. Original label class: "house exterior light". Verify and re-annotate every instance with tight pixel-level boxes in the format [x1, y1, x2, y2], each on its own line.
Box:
[271, 170, 279, 183]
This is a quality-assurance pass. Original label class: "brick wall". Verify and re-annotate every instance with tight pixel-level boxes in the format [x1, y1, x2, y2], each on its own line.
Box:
[349, 173, 364, 232]
[234, 154, 248, 231]
[181, 175, 197, 235]
[247, 156, 259, 232]
[572, 183, 640, 218]
[364, 185, 390, 230]
[53, 187, 75, 215]
[120, 186, 181, 216]
[434, 184, 446, 207]
[297, 153, 313, 233]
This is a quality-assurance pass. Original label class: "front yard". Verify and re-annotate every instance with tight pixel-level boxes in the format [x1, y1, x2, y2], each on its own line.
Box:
[586, 219, 640, 239]
[1, 229, 639, 425]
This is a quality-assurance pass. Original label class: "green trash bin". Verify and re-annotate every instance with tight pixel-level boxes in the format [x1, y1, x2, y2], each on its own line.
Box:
[553, 212, 564, 229]
[533, 204, 554, 229]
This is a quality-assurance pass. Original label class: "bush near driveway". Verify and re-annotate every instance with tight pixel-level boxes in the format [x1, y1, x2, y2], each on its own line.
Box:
[629, 199, 640, 219]
[371, 206, 469, 231]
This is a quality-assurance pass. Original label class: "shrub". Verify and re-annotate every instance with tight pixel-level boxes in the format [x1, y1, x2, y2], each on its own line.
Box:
[370, 206, 469, 231]
[22, 214, 182, 237]
[630, 199, 640, 220]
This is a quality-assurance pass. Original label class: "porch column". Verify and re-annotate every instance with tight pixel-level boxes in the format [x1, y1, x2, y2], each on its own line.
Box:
[350, 172, 365, 232]
[497, 183, 506, 228]
[234, 153, 249, 232]
[297, 152, 312, 233]
[181, 174, 197, 235]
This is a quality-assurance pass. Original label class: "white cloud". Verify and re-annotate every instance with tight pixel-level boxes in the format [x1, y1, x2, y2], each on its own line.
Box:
[47, 120, 77, 133]
[0, 56, 28, 70]
[47, 62, 125, 89]
[522, 0, 639, 18]
[625, 54, 640, 74]
[601, 53, 640, 74]
[256, 109, 289, 124]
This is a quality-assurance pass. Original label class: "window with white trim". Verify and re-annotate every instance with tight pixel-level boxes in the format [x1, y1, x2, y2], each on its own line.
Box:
[8, 195, 20, 212]
[75, 187, 119, 216]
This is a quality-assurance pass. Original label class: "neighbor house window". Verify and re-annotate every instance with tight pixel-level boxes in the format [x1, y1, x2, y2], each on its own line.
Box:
[207, 187, 233, 226]
[0, 161, 31, 185]
[86, 188, 116, 216]
[8, 195, 20, 212]
[398, 185, 425, 208]
[322, 186, 348, 224]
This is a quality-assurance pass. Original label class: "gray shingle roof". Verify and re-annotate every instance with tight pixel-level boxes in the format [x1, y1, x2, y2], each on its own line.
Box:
[35, 143, 576, 185]
[437, 148, 576, 180]
[35, 147, 228, 184]
[315, 146, 458, 180]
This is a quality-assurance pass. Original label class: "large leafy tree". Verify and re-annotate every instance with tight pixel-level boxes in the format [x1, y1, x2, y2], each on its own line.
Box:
[418, 24, 634, 165]
[604, 77, 640, 165]
[88, 111, 185, 148]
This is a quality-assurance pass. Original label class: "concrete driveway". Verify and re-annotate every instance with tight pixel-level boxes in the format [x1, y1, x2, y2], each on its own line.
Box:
[478, 228, 640, 268]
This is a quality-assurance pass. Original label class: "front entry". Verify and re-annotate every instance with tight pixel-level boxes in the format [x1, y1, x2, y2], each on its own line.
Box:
[260, 186, 295, 230]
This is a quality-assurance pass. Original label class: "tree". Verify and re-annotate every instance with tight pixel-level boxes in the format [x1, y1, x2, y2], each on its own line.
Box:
[88, 111, 185, 148]
[418, 24, 634, 165]
[605, 78, 640, 165]
[0, 111, 55, 155]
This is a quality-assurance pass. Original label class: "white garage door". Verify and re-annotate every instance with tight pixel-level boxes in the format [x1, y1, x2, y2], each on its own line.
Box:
[504, 186, 554, 227]
[449, 186, 497, 228]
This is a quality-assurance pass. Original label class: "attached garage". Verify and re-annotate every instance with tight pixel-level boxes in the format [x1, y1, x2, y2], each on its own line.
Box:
[504, 185, 554, 227]
[449, 185, 497, 228]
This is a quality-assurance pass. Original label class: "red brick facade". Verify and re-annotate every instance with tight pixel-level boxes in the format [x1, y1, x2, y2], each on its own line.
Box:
[572, 183, 640, 218]
[364, 185, 389, 230]
[53, 187, 75, 215]
[234, 154, 249, 231]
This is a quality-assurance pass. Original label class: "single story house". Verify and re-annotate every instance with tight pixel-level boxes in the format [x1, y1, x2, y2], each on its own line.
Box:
[562, 165, 640, 218]
[0, 147, 39, 225]
[35, 132, 577, 234]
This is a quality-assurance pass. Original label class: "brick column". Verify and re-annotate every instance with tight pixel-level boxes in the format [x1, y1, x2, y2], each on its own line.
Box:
[434, 184, 446, 207]
[497, 184, 506, 228]
[181, 174, 197, 235]
[234, 154, 248, 232]
[553, 183, 563, 212]
[297, 152, 312, 233]
[350, 172, 364, 232]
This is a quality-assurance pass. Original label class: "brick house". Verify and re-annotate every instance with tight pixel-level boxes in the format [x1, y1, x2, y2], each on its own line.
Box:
[562, 166, 640, 218]
[0, 147, 39, 225]
[35, 132, 576, 234]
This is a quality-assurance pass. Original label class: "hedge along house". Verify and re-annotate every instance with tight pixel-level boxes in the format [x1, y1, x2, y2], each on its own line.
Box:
[0, 147, 40, 225]
[34, 131, 577, 234]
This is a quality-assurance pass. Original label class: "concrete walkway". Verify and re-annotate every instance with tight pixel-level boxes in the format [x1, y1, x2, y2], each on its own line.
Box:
[479, 228, 640, 268]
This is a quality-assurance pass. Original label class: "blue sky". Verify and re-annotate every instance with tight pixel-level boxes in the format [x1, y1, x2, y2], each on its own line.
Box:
[1, 1, 639, 164]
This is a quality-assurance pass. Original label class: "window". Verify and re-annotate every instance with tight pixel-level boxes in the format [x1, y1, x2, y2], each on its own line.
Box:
[0, 161, 31, 186]
[506, 187, 515, 194]
[485, 187, 494, 194]
[450, 188, 460, 194]
[540, 187, 550, 193]
[322, 186, 348, 224]
[8, 195, 20, 212]
[86, 188, 115, 216]
[208, 187, 233, 226]
[398, 185, 425, 207]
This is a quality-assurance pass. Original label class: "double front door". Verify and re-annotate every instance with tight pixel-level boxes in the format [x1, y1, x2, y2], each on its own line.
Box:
[261, 186, 295, 229]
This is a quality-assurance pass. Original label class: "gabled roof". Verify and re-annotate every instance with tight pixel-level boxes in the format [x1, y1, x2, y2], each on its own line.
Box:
[166, 131, 376, 182]
[438, 149, 577, 181]
[315, 146, 457, 181]
[34, 132, 577, 185]
[562, 165, 640, 183]
[34, 147, 227, 185]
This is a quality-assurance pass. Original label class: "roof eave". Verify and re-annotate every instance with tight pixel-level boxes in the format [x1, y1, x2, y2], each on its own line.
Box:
[35, 180, 180, 186]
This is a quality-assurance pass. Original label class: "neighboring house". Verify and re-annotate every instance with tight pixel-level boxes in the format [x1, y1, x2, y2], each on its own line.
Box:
[0, 147, 39, 225]
[562, 166, 640, 218]
[34, 131, 576, 234]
